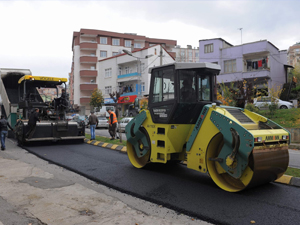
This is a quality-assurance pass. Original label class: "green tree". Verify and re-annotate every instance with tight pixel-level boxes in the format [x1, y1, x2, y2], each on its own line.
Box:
[90, 88, 104, 110]
[291, 63, 300, 85]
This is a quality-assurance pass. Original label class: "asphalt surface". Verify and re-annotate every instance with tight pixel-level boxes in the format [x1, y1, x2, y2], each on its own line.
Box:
[24, 143, 300, 225]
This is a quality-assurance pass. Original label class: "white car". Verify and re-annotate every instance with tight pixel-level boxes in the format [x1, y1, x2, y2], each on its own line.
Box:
[253, 97, 294, 109]
[117, 117, 133, 132]
[97, 116, 109, 128]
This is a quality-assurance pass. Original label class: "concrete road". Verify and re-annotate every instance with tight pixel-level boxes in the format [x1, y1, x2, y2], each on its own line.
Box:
[24, 142, 300, 225]
[0, 140, 207, 225]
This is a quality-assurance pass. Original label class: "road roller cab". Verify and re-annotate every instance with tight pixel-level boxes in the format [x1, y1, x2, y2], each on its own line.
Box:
[125, 62, 290, 192]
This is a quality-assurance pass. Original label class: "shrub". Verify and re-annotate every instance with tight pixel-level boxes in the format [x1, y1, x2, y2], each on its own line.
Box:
[245, 103, 259, 113]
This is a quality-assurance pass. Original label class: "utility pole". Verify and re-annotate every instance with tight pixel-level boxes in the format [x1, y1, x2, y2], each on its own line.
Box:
[160, 44, 163, 66]
[238, 28, 243, 44]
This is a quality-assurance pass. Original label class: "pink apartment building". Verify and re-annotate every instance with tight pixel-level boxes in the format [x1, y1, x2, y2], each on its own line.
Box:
[70, 28, 177, 114]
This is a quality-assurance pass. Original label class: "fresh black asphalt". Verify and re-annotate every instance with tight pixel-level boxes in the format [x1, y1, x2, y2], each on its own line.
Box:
[24, 142, 300, 225]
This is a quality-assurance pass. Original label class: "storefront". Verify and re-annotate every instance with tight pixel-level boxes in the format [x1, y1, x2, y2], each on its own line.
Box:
[118, 95, 137, 116]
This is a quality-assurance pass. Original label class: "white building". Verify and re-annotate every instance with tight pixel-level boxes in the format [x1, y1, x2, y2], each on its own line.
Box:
[172, 45, 199, 62]
[98, 45, 175, 114]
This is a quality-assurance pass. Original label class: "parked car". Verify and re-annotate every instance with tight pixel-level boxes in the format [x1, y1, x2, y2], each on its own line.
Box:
[65, 115, 73, 121]
[253, 97, 294, 109]
[97, 116, 109, 129]
[72, 115, 88, 127]
[117, 117, 133, 132]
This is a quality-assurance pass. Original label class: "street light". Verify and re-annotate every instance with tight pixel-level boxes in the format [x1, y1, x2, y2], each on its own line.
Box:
[122, 49, 153, 98]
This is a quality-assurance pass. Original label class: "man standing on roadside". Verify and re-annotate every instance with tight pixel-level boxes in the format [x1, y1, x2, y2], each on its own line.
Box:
[0, 115, 14, 150]
[88, 111, 98, 140]
[26, 108, 40, 139]
[107, 109, 117, 140]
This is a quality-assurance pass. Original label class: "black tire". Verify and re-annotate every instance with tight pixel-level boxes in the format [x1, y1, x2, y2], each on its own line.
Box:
[280, 105, 288, 109]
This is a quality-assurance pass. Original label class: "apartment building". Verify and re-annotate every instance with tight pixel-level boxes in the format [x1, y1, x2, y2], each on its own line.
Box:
[69, 28, 177, 113]
[98, 45, 175, 114]
[287, 42, 300, 67]
[199, 38, 290, 94]
[172, 45, 199, 62]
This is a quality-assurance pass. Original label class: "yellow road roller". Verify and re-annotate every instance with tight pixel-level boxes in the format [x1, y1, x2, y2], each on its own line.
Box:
[125, 62, 290, 192]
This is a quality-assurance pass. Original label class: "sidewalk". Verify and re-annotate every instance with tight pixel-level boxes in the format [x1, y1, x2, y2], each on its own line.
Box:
[0, 139, 208, 225]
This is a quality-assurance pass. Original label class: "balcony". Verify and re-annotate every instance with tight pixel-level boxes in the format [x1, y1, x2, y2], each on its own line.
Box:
[80, 83, 97, 91]
[120, 84, 140, 96]
[80, 96, 91, 104]
[80, 56, 97, 64]
[80, 42, 97, 50]
[117, 72, 141, 82]
[80, 70, 97, 78]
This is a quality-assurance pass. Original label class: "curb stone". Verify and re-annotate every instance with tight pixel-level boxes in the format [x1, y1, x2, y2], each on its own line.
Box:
[84, 139, 300, 188]
[84, 138, 127, 153]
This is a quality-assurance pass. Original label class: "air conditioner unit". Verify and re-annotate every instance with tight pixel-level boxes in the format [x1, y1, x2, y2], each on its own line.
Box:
[90, 79, 95, 83]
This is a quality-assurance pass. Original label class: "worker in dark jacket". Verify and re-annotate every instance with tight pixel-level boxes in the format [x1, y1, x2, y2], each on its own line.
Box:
[0, 115, 14, 150]
[88, 111, 98, 140]
[25, 108, 40, 139]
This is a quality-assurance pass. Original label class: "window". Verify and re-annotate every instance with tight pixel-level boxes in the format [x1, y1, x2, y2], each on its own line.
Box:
[180, 52, 185, 56]
[105, 86, 112, 94]
[125, 66, 129, 74]
[125, 40, 132, 47]
[112, 52, 118, 56]
[198, 75, 211, 101]
[119, 67, 122, 75]
[204, 44, 214, 53]
[224, 59, 236, 73]
[90, 66, 95, 70]
[112, 38, 120, 46]
[100, 37, 107, 44]
[189, 52, 193, 58]
[105, 68, 112, 78]
[134, 43, 142, 48]
[141, 82, 145, 92]
[149, 43, 155, 47]
[141, 63, 145, 73]
[152, 67, 175, 103]
[90, 53, 96, 56]
[179, 71, 196, 102]
[100, 51, 107, 57]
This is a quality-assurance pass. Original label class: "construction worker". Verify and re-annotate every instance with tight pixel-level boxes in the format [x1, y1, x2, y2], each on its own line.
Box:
[107, 109, 117, 140]
[0, 115, 14, 150]
[25, 108, 40, 139]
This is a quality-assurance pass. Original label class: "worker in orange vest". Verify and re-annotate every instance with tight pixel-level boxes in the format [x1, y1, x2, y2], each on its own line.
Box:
[107, 109, 118, 140]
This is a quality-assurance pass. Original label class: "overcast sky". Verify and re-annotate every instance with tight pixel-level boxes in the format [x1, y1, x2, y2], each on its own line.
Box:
[0, 0, 299, 80]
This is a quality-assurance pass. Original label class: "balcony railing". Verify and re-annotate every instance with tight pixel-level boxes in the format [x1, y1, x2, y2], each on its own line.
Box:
[80, 96, 91, 104]
[80, 56, 97, 63]
[117, 72, 140, 79]
[80, 83, 97, 91]
[80, 42, 97, 50]
[80, 70, 97, 77]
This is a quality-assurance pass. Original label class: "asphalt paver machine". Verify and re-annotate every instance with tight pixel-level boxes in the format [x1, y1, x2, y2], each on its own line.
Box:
[125, 62, 290, 192]
[15, 75, 85, 145]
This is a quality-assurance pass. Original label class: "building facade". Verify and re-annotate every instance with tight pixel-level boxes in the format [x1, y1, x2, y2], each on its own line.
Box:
[70, 29, 177, 113]
[287, 42, 300, 67]
[172, 45, 199, 62]
[199, 38, 289, 94]
[98, 45, 175, 115]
